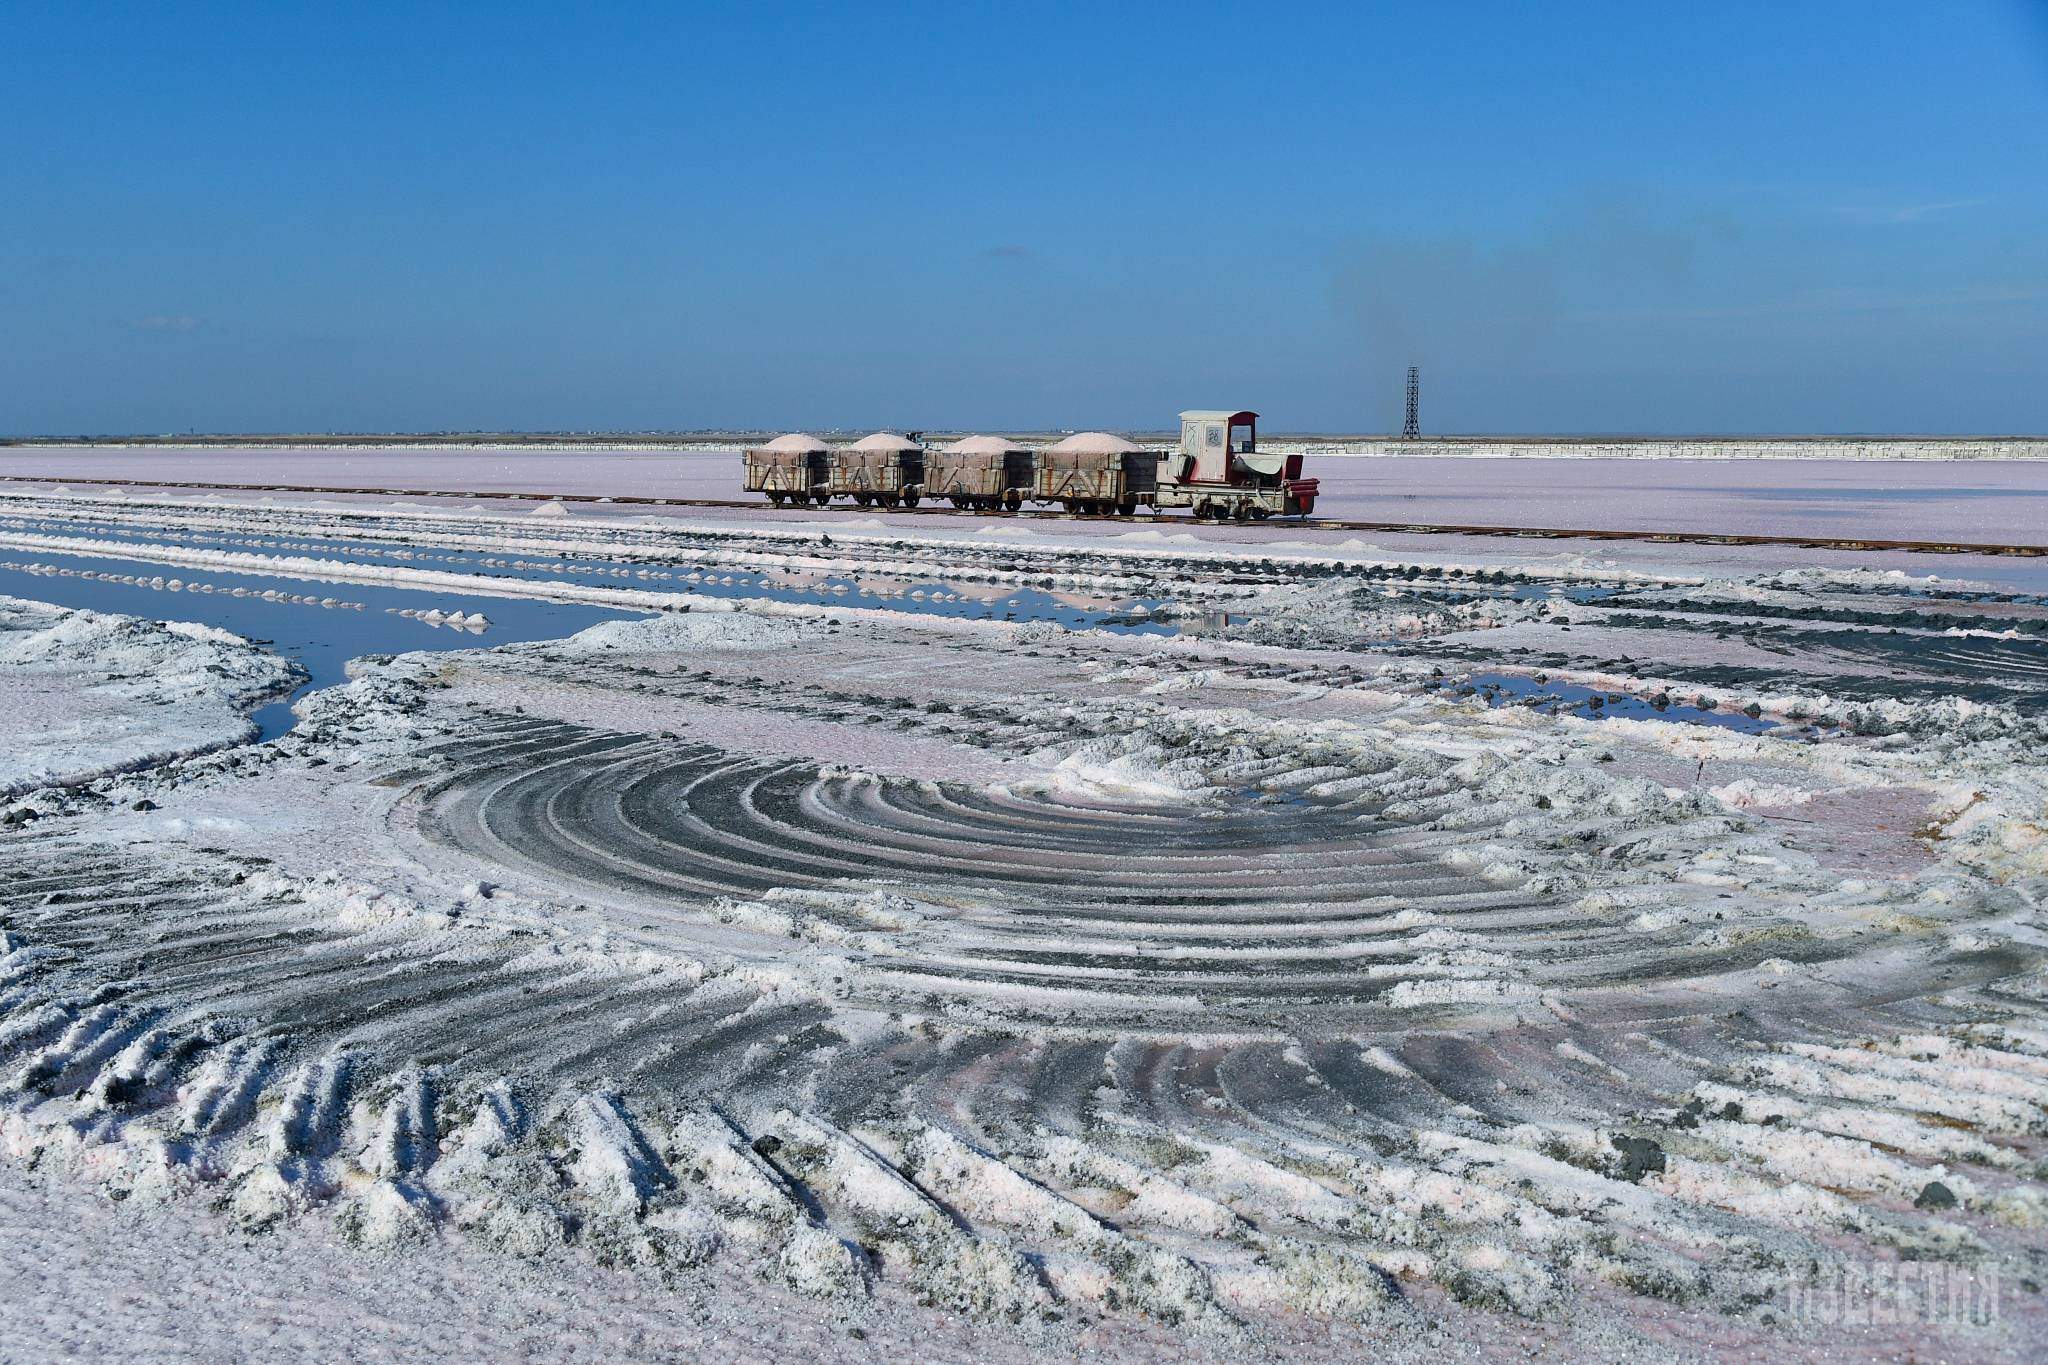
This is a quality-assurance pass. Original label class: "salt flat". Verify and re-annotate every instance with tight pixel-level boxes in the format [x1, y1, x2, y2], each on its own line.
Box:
[0, 484, 2042, 1361]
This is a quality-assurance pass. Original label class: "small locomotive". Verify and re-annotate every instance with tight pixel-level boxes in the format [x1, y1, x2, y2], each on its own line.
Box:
[743, 409, 1317, 519]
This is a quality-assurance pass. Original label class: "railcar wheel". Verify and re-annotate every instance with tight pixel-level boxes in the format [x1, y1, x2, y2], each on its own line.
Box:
[1004, 491, 1022, 511]
[1234, 502, 1252, 523]
[1118, 499, 1137, 516]
[853, 493, 872, 507]
[903, 493, 920, 508]
[767, 493, 784, 507]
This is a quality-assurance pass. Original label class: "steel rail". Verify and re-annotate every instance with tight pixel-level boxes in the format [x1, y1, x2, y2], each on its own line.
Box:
[2, 474, 2043, 557]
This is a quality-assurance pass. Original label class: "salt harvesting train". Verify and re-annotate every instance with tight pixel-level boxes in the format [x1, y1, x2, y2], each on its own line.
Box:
[743, 409, 1318, 520]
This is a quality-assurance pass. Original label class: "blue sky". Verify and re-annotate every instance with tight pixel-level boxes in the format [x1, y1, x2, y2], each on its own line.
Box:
[4, 1, 2044, 434]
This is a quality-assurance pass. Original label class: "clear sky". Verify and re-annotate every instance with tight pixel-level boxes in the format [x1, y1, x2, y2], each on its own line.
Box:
[4, 1, 2045, 435]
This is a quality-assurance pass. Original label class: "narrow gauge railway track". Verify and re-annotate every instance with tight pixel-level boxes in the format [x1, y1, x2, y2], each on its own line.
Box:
[5, 473, 2045, 557]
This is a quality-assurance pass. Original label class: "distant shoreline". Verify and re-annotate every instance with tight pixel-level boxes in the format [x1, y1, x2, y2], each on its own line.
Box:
[5, 434, 2046, 460]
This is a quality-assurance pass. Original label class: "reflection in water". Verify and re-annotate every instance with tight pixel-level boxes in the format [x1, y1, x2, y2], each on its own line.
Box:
[0, 554, 638, 741]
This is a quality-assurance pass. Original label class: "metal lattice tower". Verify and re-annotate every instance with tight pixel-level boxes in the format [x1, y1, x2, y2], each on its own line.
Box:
[1402, 366, 1421, 439]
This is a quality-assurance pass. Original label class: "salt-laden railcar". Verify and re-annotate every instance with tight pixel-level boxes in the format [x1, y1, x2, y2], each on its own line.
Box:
[1034, 432, 1159, 515]
[742, 433, 832, 506]
[831, 432, 925, 507]
[743, 409, 1316, 517]
[927, 434, 1034, 510]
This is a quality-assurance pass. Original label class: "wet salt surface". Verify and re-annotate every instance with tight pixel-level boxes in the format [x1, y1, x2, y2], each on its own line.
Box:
[1441, 670, 1779, 734]
[8, 496, 2031, 748]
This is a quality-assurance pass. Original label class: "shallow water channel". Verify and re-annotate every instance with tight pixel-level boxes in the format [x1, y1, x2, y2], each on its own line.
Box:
[0, 534, 1176, 740]
[4, 513, 1180, 628]
[0, 554, 640, 740]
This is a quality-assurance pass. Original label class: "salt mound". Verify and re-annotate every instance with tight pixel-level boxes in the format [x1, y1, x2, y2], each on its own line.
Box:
[847, 432, 920, 453]
[1046, 431, 1143, 455]
[943, 435, 1026, 455]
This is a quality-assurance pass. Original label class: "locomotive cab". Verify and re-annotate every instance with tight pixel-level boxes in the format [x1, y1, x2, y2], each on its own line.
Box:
[1178, 410, 1259, 482]
[1161, 409, 1318, 519]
